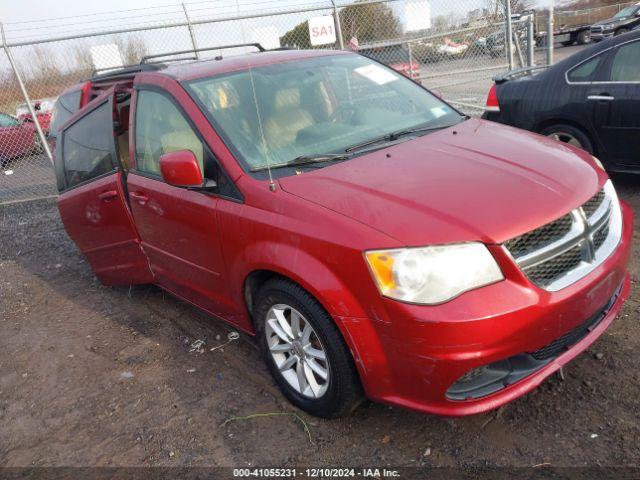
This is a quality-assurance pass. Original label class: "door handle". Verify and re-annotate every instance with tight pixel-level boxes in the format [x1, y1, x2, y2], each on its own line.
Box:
[97, 190, 118, 201]
[130, 191, 149, 204]
[587, 95, 614, 101]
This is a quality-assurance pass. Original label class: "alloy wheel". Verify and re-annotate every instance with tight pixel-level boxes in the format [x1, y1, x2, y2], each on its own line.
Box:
[265, 304, 330, 398]
[547, 131, 583, 148]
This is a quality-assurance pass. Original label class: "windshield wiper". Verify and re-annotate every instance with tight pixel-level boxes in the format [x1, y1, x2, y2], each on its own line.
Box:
[250, 153, 350, 172]
[345, 122, 460, 153]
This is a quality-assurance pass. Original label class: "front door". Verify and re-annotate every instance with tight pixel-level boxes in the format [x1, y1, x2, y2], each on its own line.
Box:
[127, 88, 234, 319]
[57, 90, 152, 286]
[589, 38, 640, 168]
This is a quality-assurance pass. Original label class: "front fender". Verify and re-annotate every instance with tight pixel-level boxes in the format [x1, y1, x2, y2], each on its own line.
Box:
[230, 241, 369, 325]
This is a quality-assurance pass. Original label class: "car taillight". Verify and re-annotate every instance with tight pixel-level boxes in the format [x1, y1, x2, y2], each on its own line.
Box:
[485, 84, 500, 112]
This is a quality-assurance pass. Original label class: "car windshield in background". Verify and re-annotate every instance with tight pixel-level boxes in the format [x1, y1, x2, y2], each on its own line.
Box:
[614, 6, 638, 18]
[187, 54, 463, 173]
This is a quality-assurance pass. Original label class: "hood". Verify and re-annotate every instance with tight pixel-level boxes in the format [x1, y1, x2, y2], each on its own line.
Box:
[593, 16, 624, 25]
[279, 118, 604, 246]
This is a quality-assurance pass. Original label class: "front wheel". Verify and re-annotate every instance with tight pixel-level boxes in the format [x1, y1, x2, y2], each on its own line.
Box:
[253, 278, 363, 418]
[615, 28, 629, 36]
[577, 30, 591, 45]
[540, 124, 593, 154]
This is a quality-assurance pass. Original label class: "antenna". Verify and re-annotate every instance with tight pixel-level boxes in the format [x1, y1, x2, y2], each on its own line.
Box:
[236, 1, 276, 192]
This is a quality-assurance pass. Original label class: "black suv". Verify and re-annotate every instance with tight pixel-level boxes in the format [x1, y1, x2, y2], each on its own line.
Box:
[591, 3, 640, 41]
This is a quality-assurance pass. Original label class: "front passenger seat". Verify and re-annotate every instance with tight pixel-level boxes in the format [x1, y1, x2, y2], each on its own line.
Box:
[264, 88, 314, 153]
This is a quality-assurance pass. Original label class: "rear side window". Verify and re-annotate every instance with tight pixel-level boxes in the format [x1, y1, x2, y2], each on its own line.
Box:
[567, 55, 603, 82]
[50, 90, 82, 138]
[134, 90, 204, 176]
[609, 41, 640, 81]
[62, 102, 115, 188]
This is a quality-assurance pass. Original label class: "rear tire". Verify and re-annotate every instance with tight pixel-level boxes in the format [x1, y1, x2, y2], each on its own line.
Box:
[253, 277, 363, 418]
[540, 124, 593, 154]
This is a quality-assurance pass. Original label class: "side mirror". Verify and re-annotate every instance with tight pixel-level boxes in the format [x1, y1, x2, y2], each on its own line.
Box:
[159, 150, 204, 188]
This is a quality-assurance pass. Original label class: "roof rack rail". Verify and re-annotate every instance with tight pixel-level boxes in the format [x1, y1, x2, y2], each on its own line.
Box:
[139, 43, 265, 64]
[89, 63, 163, 82]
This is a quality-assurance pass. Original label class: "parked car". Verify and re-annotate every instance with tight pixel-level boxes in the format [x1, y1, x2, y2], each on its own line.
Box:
[590, 2, 640, 41]
[0, 112, 38, 165]
[483, 30, 640, 173]
[358, 44, 421, 82]
[54, 45, 631, 418]
[16, 97, 56, 135]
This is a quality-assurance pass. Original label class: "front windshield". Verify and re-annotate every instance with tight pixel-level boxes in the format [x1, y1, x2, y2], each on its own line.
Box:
[614, 6, 637, 18]
[187, 54, 462, 172]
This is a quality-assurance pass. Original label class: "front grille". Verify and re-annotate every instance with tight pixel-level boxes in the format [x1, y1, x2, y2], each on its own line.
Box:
[526, 244, 583, 286]
[504, 214, 573, 258]
[593, 224, 609, 250]
[583, 189, 605, 218]
[503, 182, 621, 291]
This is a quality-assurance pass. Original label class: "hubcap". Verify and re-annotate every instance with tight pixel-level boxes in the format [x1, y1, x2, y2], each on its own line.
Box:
[265, 304, 329, 398]
[548, 131, 583, 148]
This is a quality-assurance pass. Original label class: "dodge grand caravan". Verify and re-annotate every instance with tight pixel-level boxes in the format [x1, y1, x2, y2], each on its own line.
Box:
[53, 45, 632, 418]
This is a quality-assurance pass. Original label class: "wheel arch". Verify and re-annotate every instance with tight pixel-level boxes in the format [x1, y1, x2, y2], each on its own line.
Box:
[236, 244, 369, 329]
[534, 117, 598, 155]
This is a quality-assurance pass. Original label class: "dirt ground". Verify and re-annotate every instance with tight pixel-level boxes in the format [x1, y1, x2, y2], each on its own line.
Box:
[1, 174, 639, 471]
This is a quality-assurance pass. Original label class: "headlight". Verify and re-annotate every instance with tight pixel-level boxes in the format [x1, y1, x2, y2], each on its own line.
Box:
[591, 155, 605, 171]
[365, 243, 504, 305]
[604, 23, 614, 29]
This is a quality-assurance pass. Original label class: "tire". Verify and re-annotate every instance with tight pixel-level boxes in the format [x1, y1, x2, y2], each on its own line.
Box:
[577, 29, 591, 45]
[540, 124, 593, 154]
[253, 277, 363, 418]
[561, 40, 574, 47]
[615, 28, 629, 36]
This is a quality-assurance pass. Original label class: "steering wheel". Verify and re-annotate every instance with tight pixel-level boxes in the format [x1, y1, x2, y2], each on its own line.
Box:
[329, 104, 357, 124]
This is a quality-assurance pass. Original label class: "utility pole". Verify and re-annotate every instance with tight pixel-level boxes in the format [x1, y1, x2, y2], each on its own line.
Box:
[547, 0, 554, 65]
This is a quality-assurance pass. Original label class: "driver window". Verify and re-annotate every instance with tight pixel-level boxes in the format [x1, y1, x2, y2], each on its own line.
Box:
[62, 102, 115, 188]
[134, 90, 204, 176]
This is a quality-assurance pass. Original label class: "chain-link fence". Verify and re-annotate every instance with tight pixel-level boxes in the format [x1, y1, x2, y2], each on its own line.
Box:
[0, 0, 556, 204]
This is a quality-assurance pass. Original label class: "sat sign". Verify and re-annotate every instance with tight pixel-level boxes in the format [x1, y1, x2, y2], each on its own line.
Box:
[308, 16, 336, 46]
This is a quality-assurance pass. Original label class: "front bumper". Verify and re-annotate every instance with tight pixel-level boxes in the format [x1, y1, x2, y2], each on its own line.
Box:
[590, 30, 614, 41]
[340, 201, 633, 416]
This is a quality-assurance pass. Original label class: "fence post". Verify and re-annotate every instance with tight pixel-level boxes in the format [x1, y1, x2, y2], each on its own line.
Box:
[0, 23, 53, 166]
[182, 3, 199, 58]
[505, 0, 514, 70]
[547, 2, 554, 65]
[330, 0, 345, 50]
[527, 16, 535, 67]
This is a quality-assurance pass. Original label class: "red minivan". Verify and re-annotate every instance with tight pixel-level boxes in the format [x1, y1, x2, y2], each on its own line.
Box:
[53, 46, 632, 418]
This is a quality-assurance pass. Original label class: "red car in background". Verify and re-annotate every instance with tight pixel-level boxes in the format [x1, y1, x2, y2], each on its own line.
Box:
[358, 44, 422, 82]
[0, 112, 38, 164]
[53, 47, 631, 418]
[16, 97, 56, 136]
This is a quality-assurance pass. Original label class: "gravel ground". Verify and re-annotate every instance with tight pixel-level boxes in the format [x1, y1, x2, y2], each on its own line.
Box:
[0, 173, 638, 471]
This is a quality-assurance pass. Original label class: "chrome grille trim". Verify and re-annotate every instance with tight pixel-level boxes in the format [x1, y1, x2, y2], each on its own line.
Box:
[503, 180, 622, 291]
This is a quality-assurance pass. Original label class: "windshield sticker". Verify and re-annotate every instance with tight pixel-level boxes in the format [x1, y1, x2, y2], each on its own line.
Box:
[430, 106, 450, 119]
[354, 64, 398, 85]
